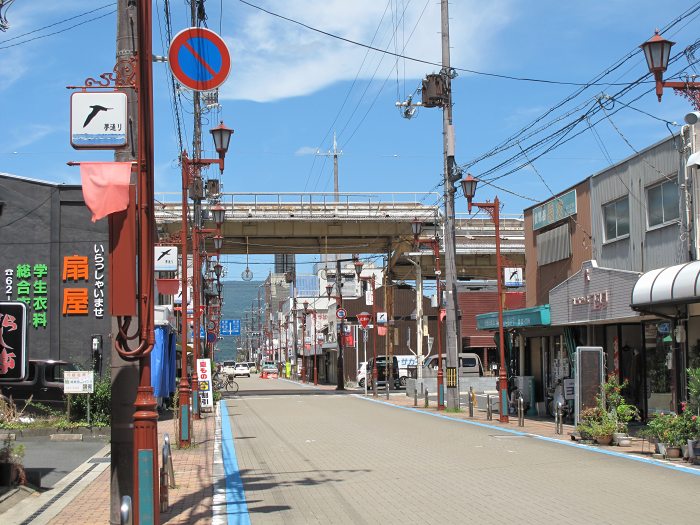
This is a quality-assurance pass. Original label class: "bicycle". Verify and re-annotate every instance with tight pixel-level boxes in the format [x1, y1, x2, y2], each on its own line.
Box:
[213, 372, 239, 394]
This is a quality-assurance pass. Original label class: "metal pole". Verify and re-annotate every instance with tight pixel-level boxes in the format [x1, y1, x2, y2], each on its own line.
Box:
[433, 241, 445, 410]
[336, 259, 345, 390]
[518, 396, 525, 427]
[191, 224, 201, 419]
[487, 394, 493, 420]
[120, 495, 132, 525]
[178, 155, 192, 447]
[494, 197, 509, 423]
[468, 386, 474, 418]
[313, 310, 318, 385]
[363, 328, 368, 396]
[372, 276, 378, 398]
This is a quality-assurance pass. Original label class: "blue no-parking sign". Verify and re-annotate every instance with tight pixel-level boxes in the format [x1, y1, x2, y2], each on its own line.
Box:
[168, 27, 231, 92]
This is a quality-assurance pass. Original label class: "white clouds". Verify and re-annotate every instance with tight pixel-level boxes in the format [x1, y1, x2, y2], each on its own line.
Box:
[220, 0, 514, 102]
[8, 124, 56, 150]
[294, 146, 318, 156]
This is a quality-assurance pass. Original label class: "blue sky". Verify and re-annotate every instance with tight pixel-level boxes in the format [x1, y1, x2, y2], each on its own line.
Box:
[1, 1, 699, 280]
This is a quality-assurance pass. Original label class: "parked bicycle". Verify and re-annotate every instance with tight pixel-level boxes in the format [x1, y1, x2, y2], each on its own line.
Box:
[213, 372, 239, 394]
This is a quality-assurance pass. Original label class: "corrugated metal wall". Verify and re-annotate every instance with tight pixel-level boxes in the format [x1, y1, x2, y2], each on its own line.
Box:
[536, 223, 571, 266]
[590, 135, 684, 272]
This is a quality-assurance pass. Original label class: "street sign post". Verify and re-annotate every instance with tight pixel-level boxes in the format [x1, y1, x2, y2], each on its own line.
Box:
[336, 308, 347, 320]
[168, 27, 231, 92]
[219, 319, 241, 337]
[376, 312, 388, 324]
[357, 312, 372, 330]
[154, 246, 178, 271]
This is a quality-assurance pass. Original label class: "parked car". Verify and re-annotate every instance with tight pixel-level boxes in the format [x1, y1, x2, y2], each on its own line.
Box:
[0, 359, 81, 412]
[221, 360, 237, 376]
[367, 356, 400, 389]
[357, 361, 367, 387]
[234, 363, 251, 377]
[423, 352, 484, 377]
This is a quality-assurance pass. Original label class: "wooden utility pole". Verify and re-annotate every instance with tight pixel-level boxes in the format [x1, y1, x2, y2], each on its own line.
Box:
[111, 1, 138, 522]
[440, 0, 461, 410]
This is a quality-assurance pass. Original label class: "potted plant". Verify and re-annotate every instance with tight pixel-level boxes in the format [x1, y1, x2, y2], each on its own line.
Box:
[685, 368, 700, 459]
[0, 435, 26, 486]
[576, 402, 617, 445]
[603, 375, 640, 444]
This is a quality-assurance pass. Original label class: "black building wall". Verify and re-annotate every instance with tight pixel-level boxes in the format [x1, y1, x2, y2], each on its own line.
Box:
[0, 173, 111, 371]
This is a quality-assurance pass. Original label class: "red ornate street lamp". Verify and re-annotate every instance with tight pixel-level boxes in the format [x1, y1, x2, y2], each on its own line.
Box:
[179, 122, 232, 441]
[641, 30, 700, 106]
[461, 174, 509, 423]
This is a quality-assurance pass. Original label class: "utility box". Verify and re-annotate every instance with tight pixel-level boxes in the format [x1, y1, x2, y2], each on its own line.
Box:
[190, 177, 204, 200]
[514, 376, 535, 413]
[421, 74, 447, 108]
[205, 179, 220, 198]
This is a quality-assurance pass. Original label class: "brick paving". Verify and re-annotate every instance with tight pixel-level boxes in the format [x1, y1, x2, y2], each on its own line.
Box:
[228, 377, 700, 524]
[47, 411, 216, 525]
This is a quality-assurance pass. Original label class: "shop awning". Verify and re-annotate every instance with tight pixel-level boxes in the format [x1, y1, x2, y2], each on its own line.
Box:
[631, 260, 700, 316]
[476, 305, 551, 331]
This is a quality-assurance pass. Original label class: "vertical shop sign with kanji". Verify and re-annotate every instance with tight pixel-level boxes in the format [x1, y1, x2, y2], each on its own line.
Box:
[197, 358, 213, 409]
[93, 244, 105, 318]
[0, 302, 27, 381]
[11, 262, 49, 330]
[62, 255, 89, 315]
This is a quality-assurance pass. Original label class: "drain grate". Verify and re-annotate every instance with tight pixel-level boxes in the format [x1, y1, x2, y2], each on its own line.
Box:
[88, 457, 111, 463]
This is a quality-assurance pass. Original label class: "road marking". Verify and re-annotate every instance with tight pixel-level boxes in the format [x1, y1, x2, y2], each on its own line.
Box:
[355, 395, 700, 477]
[220, 401, 251, 525]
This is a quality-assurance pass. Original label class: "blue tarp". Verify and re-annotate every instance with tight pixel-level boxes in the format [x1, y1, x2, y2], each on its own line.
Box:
[152, 326, 176, 399]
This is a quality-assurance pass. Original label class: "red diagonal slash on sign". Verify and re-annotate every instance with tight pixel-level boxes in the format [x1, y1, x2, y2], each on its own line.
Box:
[183, 40, 217, 77]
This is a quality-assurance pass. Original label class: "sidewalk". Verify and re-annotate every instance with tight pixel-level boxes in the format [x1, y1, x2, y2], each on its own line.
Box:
[8, 410, 217, 525]
[287, 377, 700, 471]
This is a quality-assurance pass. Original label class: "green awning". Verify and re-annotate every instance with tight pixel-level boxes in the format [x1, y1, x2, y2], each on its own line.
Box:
[476, 305, 551, 331]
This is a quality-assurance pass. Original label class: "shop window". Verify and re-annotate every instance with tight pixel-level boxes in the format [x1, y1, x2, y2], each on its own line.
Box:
[602, 196, 629, 242]
[646, 178, 679, 228]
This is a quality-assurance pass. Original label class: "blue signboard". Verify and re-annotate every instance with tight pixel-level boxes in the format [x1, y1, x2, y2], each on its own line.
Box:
[532, 189, 577, 230]
[220, 319, 241, 337]
[199, 319, 241, 338]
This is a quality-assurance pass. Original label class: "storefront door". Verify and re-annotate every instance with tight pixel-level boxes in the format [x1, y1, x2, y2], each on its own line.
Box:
[644, 321, 674, 415]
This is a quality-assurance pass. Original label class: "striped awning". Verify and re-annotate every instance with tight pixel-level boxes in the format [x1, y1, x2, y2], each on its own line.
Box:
[631, 261, 700, 316]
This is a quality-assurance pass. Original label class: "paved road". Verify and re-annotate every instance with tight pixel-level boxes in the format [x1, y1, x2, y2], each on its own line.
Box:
[19, 435, 108, 489]
[224, 378, 700, 524]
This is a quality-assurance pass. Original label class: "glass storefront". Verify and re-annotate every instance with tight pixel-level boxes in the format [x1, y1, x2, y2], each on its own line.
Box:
[644, 320, 674, 415]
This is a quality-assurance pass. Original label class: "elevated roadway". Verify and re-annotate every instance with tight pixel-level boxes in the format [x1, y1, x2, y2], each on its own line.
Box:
[155, 191, 524, 279]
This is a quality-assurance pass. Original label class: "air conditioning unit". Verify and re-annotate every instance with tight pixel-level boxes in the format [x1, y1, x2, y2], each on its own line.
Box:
[514, 376, 534, 406]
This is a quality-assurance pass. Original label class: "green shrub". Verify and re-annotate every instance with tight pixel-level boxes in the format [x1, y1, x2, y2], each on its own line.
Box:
[68, 375, 111, 426]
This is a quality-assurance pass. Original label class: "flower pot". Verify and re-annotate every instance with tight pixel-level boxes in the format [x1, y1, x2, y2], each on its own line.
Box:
[595, 435, 613, 446]
[618, 438, 632, 447]
[665, 446, 682, 459]
[656, 442, 667, 456]
[681, 444, 689, 458]
[612, 432, 627, 445]
[689, 439, 700, 459]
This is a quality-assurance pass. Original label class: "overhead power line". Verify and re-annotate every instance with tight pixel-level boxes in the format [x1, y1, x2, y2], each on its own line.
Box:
[0, 3, 116, 50]
[237, 0, 647, 87]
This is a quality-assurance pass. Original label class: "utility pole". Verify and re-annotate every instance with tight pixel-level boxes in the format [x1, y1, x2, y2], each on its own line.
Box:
[317, 132, 342, 202]
[111, 1, 138, 522]
[440, 0, 461, 410]
[335, 259, 345, 390]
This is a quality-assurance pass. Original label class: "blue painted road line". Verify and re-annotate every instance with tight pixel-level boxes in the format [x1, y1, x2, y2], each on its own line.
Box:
[220, 401, 251, 525]
[356, 395, 700, 477]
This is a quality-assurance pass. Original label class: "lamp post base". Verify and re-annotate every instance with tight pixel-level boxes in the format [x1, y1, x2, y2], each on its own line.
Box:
[178, 380, 191, 447]
[498, 374, 509, 423]
[133, 385, 160, 525]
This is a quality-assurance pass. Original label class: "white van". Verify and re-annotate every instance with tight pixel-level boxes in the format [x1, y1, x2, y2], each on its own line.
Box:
[394, 355, 417, 387]
[423, 352, 484, 377]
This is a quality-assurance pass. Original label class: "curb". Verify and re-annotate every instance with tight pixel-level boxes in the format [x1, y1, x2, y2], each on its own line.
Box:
[2, 443, 111, 525]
